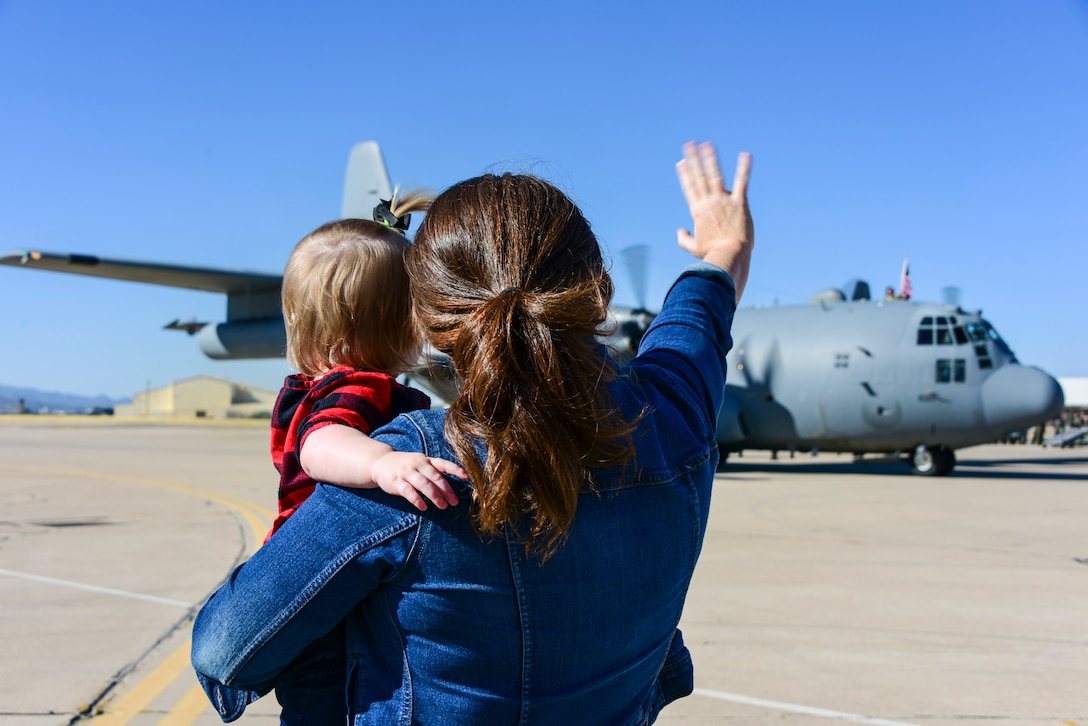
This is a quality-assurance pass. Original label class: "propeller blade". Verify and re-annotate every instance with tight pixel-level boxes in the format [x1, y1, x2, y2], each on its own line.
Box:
[619, 244, 650, 310]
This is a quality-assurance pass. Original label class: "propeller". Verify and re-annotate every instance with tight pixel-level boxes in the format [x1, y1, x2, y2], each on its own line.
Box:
[604, 245, 656, 364]
[735, 336, 780, 400]
[164, 317, 208, 335]
[618, 244, 650, 312]
[941, 286, 962, 306]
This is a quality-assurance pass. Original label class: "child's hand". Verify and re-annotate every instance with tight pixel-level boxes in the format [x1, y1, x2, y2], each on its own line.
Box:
[371, 451, 465, 511]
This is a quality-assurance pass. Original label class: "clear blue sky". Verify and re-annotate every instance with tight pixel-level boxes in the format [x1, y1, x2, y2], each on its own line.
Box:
[1, 1, 1085, 400]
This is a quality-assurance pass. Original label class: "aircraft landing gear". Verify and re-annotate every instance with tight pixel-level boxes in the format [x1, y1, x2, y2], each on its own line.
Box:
[715, 451, 730, 472]
[908, 444, 956, 476]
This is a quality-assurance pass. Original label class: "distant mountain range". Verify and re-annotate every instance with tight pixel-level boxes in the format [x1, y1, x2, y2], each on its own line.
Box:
[0, 384, 129, 414]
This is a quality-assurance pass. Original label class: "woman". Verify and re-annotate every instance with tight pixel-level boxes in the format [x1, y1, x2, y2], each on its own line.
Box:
[192, 141, 753, 724]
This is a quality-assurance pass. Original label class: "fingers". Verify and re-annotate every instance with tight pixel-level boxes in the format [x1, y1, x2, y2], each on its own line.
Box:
[676, 150, 700, 204]
[676, 228, 696, 255]
[677, 141, 724, 200]
[394, 458, 462, 510]
[732, 151, 751, 200]
[698, 142, 724, 190]
[429, 458, 468, 480]
[677, 141, 710, 199]
[420, 458, 464, 509]
[399, 488, 429, 512]
[678, 142, 750, 199]
[420, 464, 461, 509]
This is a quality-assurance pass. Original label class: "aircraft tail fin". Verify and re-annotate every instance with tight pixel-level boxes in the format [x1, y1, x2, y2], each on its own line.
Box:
[341, 141, 393, 220]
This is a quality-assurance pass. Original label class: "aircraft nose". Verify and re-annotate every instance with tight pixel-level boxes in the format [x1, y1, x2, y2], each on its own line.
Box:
[981, 364, 1064, 429]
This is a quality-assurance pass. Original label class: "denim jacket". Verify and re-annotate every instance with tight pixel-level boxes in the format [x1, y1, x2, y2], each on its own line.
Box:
[191, 263, 736, 725]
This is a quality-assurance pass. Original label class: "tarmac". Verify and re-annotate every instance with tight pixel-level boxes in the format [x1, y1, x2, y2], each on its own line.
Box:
[0, 416, 1085, 725]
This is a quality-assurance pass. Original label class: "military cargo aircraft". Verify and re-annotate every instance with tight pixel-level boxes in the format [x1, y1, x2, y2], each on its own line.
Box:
[713, 288, 1063, 475]
[1, 142, 1064, 476]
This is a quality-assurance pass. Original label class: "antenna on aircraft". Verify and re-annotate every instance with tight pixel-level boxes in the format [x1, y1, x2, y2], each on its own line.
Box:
[942, 286, 962, 306]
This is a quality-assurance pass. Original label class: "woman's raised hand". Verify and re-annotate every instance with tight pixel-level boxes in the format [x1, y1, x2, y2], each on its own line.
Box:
[675, 141, 754, 300]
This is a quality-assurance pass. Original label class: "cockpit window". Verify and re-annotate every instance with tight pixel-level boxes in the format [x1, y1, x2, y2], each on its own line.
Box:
[957, 318, 1015, 368]
[968, 324, 995, 369]
[936, 358, 967, 383]
[981, 319, 1018, 363]
[965, 322, 987, 342]
[936, 359, 951, 383]
[917, 315, 965, 346]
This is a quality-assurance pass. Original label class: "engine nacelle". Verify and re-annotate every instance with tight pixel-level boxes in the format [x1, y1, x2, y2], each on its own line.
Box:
[197, 318, 286, 360]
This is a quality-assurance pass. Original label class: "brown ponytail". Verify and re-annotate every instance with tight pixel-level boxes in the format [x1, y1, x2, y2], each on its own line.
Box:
[407, 174, 639, 559]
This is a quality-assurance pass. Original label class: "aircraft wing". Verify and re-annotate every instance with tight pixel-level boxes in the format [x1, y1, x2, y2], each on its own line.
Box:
[2, 140, 394, 361]
[0, 249, 281, 295]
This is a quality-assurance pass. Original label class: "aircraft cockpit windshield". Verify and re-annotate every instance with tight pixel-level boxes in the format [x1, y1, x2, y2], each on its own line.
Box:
[916, 314, 1017, 376]
[966, 319, 1017, 364]
[916, 315, 969, 346]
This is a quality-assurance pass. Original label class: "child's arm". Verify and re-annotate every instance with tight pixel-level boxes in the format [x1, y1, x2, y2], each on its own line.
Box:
[299, 424, 463, 511]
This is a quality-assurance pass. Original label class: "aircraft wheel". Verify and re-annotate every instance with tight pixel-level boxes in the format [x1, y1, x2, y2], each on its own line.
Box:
[909, 445, 955, 476]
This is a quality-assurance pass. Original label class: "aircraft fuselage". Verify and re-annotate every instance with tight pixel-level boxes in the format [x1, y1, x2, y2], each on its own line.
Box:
[717, 298, 1064, 457]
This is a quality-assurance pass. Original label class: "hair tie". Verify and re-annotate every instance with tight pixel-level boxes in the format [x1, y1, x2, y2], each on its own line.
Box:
[498, 287, 522, 295]
[373, 199, 411, 231]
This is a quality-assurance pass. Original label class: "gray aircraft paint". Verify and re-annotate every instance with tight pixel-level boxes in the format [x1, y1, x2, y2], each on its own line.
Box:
[719, 298, 1063, 456]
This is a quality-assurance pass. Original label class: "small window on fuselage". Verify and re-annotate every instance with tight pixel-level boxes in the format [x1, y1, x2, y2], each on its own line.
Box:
[936, 359, 952, 383]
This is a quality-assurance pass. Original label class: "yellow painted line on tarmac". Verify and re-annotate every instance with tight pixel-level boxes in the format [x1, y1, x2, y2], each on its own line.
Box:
[156, 684, 212, 726]
[87, 639, 193, 725]
[3, 463, 273, 724]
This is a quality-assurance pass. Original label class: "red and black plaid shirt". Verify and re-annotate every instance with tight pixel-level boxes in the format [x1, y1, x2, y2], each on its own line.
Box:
[266, 365, 430, 540]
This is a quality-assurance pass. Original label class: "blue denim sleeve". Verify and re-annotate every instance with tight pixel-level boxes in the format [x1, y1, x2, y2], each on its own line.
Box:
[632, 262, 737, 434]
[193, 673, 263, 723]
[190, 481, 422, 695]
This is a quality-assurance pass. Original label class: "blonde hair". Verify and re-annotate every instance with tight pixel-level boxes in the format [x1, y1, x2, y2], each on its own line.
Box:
[282, 189, 431, 377]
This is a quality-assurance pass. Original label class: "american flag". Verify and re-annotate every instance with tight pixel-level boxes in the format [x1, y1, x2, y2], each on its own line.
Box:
[898, 258, 912, 300]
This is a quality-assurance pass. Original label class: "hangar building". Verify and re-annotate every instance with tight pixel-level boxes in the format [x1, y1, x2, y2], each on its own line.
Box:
[114, 376, 278, 420]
